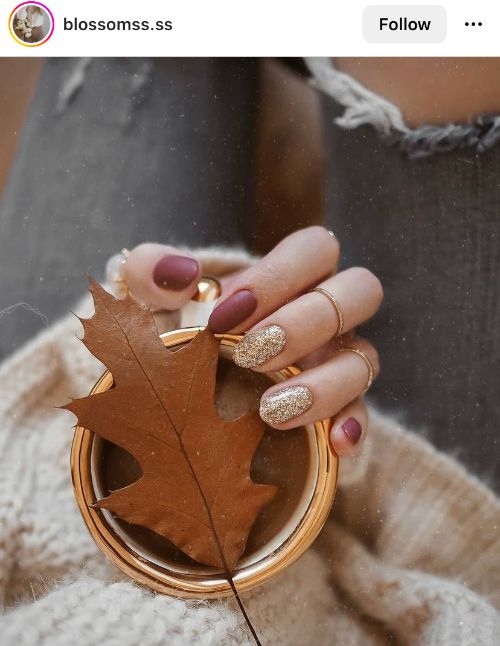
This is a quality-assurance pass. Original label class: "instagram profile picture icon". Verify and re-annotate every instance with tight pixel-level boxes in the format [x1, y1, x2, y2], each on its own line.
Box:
[9, 2, 54, 46]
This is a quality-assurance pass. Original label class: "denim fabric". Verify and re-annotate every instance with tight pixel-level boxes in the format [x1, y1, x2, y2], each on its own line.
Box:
[0, 58, 258, 358]
[321, 96, 500, 487]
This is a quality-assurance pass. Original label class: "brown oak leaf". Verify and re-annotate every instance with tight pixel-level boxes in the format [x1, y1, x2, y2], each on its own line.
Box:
[66, 280, 277, 571]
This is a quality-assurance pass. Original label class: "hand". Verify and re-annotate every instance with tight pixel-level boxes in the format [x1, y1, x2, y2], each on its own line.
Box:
[121, 227, 383, 456]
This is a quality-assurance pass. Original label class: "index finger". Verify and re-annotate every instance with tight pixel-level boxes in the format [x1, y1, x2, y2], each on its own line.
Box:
[207, 227, 340, 333]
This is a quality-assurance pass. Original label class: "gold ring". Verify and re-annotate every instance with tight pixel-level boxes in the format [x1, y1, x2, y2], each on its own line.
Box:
[311, 287, 344, 337]
[338, 347, 374, 393]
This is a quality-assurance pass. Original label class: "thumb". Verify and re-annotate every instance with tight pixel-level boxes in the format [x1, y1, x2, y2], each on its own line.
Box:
[122, 243, 201, 311]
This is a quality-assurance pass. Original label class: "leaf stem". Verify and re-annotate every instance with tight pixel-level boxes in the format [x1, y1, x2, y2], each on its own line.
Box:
[226, 574, 262, 646]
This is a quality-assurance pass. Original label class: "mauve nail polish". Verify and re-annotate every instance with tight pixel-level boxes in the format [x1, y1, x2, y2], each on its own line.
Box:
[341, 417, 362, 444]
[207, 289, 257, 333]
[153, 255, 199, 291]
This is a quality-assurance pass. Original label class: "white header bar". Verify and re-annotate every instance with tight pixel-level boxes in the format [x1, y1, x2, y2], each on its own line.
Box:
[2, 1, 498, 56]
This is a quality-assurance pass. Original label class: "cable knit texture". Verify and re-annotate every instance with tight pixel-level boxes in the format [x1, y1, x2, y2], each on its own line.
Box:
[1, 246, 500, 645]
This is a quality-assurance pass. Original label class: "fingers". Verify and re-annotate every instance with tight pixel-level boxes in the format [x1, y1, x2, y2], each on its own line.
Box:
[123, 243, 202, 311]
[208, 227, 340, 333]
[329, 398, 368, 457]
[259, 338, 379, 431]
[233, 267, 383, 371]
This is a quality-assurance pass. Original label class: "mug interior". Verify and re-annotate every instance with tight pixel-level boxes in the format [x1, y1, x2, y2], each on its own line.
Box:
[90, 342, 319, 577]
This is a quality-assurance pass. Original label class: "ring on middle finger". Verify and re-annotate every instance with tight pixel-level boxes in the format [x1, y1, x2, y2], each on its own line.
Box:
[310, 287, 345, 337]
[337, 346, 375, 393]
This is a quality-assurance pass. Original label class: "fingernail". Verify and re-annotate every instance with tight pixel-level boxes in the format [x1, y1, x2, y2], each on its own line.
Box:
[341, 417, 362, 444]
[233, 324, 287, 368]
[153, 255, 199, 291]
[207, 289, 257, 333]
[260, 386, 313, 425]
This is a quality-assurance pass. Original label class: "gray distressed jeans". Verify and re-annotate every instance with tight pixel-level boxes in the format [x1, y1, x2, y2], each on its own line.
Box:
[0, 58, 258, 356]
[307, 59, 500, 487]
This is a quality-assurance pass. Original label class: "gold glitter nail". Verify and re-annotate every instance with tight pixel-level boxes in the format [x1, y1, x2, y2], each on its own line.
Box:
[259, 386, 313, 425]
[233, 324, 287, 368]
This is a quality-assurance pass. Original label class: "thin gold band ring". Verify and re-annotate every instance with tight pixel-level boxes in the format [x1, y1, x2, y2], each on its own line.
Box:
[337, 347, 375, 393]
[311, 287, 344, 337]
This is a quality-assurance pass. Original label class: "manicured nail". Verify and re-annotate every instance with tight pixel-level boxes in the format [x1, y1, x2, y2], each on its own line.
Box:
[341, 417, 362, 444]
[153, 255, 199, 291]
[260, 386, 313, 425]
[233, 324, 287, 368]
[207, 289, 257, 333]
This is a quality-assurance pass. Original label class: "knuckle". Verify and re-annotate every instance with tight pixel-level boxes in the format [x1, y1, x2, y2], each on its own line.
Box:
[257, 260, 287, 288]
[302, 225, 330, 238]
[303, 226, 341, 256]
[330, 234, 341, 261]
[322, 225, 341, 252]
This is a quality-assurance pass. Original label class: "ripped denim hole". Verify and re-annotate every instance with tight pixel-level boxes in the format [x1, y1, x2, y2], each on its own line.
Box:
[305, 57, 500, 160]
[55, 58, 155, 130]
[55, 57, 92, 115]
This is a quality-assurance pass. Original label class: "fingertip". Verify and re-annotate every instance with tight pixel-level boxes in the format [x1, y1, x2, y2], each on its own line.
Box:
[207, 289, 258, 333]
[330, 416, 364, 457]
[124, 243, 201, 310]
[153, 255, 200, 292]
[258, 384, 313, 429]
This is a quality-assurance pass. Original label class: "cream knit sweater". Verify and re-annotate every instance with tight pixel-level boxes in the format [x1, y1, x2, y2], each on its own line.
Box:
[1, 248, 500, 646]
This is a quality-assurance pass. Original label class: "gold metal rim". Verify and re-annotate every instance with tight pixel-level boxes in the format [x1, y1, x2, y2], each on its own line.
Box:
[71, 327, 338, 599]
